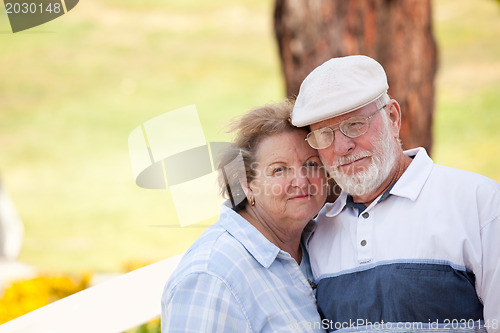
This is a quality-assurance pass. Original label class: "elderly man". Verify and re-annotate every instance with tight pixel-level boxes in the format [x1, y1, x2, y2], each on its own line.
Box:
[292, 55, 500, 332]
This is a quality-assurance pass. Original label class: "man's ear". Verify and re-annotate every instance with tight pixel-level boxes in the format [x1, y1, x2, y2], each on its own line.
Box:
[386, 99, 402, 139]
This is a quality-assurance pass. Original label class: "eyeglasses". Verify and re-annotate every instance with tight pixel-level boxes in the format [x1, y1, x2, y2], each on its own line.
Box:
[305, 105, 387, 149]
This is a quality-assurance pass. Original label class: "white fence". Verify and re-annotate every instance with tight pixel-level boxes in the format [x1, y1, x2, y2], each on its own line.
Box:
[0, 254, 183, 333]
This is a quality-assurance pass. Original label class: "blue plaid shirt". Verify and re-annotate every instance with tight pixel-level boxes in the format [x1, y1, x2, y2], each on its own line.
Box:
[161, 202, 324, 332]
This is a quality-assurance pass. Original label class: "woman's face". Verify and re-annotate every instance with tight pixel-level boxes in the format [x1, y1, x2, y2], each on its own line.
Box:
[247, 130, 328, 228]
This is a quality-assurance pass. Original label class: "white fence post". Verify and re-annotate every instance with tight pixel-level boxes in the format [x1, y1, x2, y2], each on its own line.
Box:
[0, 254, 183, 333]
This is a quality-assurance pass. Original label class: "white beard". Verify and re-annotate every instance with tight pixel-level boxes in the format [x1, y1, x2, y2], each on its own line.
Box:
[329, 123, 398, 197]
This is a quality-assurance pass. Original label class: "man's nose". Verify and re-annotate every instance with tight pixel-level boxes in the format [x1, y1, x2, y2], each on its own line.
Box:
[331, 129, 355, 156]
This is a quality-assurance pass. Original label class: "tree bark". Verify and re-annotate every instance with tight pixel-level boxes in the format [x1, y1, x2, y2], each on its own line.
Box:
[274, 0, 438, 153]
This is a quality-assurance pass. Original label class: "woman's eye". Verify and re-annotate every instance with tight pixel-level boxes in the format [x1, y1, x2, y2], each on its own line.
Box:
[306, 161, 319, 167]
[272, 166, 286, 175]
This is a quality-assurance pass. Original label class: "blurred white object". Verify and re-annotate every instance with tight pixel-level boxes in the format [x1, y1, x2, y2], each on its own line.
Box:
[0, 254, 184, 333]
[0, 179, 23, 260]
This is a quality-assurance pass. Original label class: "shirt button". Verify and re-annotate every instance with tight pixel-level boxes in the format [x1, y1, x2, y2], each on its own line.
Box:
[362, 212, 369, 219]
[360, 240, 367, 246]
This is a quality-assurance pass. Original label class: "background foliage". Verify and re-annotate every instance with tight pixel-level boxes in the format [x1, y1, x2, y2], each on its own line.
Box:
[0, 273, 91, 324]
[0, 0, 499, 275]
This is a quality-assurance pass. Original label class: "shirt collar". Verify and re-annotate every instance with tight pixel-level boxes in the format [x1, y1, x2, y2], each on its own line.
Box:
[218, 201, 280, 268]
[324, 147, 433, 217]
[390, 147, 433, 201]
[345, 180, 397, 216]
[324, 192, 349, 217]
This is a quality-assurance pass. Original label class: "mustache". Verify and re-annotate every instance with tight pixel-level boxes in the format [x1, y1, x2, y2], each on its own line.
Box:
[333, 152, 372, 168]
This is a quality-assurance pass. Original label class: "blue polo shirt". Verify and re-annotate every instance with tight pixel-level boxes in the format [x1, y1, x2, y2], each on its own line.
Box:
[306, 148, 500, 332]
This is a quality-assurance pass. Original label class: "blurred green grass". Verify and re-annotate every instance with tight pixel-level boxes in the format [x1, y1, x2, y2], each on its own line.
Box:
[0, 0, 499, 273]
[433, 0, 500, 180]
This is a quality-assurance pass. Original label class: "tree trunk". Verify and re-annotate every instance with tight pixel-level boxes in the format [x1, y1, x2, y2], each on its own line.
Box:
[274, 0, 438, 153]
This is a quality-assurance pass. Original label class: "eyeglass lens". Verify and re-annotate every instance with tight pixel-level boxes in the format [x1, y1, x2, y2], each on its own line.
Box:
[307, 116, 370, 149]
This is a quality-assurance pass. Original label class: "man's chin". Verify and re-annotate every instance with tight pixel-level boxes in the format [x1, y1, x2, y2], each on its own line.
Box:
[335, 172, 382, 197]
[332, 168, 366, 182]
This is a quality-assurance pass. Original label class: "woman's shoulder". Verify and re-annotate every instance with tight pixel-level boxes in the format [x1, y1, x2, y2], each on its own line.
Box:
[168, 222, 258, 284]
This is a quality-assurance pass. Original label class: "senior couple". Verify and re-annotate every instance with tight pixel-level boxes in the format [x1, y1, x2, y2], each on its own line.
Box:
[161, 56, 500, 332]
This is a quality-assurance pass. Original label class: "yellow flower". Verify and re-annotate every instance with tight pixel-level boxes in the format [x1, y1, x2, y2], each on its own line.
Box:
[0, 273, 92, 324]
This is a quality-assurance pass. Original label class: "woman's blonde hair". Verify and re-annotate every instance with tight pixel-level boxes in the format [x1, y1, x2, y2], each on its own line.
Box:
[217, 98, 301, 210]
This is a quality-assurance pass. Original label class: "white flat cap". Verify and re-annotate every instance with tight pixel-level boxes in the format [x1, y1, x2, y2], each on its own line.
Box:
[291, 55, 389, 127]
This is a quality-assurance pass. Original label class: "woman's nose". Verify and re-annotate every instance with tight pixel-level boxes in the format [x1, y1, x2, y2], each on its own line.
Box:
[291, 167, 310, 188]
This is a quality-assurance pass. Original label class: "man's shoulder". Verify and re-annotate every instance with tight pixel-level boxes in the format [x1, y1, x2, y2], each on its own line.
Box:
[419, 163, 500, 225]
[430, 163, 500, 191]
[405, 147, 498, 191]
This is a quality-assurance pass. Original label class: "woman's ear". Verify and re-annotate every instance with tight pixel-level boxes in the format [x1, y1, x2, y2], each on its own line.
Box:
[239, 177, 252, 201]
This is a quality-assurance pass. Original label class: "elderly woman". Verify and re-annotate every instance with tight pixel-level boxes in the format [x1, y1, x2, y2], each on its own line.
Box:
[161, 99, 328, 332]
